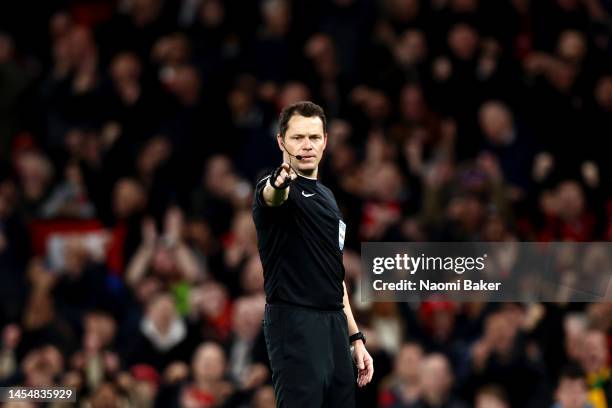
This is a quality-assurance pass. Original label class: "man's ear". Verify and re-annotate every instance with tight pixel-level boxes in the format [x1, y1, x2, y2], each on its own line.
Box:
[322, 133, 328, 151]
[276, 133, 284, 152]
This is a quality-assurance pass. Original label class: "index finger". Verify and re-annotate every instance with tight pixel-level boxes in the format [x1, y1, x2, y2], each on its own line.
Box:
[284, 164, 298, 179]
[366, 361, 374, 382]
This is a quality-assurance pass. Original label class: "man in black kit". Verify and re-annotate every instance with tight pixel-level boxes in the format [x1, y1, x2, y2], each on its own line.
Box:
[252, 101, 373, 407]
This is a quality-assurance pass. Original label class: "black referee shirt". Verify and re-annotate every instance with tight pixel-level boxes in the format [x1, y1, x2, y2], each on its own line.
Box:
[252, 174, 346, 310]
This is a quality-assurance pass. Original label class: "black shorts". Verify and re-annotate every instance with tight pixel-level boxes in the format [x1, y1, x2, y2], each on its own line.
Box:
[263, 303, 356, 408]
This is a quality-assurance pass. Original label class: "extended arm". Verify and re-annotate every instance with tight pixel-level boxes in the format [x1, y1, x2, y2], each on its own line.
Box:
[262, 163, 296, 207]
[125, 242, 154, 288]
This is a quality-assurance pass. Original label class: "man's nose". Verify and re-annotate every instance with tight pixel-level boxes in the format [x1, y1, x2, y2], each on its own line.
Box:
[302, 139, 313, 150]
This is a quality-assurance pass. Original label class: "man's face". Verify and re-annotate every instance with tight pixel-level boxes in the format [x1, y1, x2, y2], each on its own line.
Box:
[581, 331, 608, 373]
[420, 355, 453, 397]
[395, 344, 422, 381]
[192, 343, 226, 382]
[556, 378, 589, 408]
[147, 295, 176, 333]
[278, 114, 327, 175]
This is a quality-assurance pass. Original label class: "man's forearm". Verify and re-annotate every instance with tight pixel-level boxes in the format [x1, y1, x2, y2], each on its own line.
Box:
[126, 244, 154, 287]
[263, 179, 290, 207]
[343, 282, 359, 336]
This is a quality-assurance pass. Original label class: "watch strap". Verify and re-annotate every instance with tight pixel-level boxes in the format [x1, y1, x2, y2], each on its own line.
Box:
[349, 331, 366, 345]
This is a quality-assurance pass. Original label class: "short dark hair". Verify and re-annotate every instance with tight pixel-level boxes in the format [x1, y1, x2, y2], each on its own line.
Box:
[278, 101, 327, 138]
[559, 363, 586, 384]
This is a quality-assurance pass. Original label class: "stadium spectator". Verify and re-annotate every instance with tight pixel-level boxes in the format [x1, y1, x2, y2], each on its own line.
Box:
[416, 353, 468, 408]
[466, 310, 546, 407]
[176, 341, 234, 408]
[553, 364, 595, 408]
[378, 342, 423, 408]
[123, 292, 199, 372]
[579, 330, 612, 408]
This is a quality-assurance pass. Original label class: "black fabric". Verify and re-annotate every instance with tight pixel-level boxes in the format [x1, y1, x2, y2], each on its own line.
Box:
[252, 174, 346, 310]
[263, 303, 355, 408]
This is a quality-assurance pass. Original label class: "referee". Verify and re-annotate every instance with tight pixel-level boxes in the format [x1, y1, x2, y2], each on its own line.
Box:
[252, 101, 373, 407]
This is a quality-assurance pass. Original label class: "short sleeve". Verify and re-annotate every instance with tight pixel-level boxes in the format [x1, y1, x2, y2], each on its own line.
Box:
[252, 175, 274, 228]
[252, 175, 288, 229]
[253, 175, 271, 210]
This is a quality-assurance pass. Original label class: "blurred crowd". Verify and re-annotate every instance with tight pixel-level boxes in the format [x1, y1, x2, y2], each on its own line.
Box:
[1, 0, 612, 406]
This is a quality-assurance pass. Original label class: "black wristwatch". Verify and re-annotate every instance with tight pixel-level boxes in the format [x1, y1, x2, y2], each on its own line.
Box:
[349, 331, 366, 345]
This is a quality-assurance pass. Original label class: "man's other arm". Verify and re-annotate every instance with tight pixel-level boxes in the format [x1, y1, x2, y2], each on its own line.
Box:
[343, 282, 374, 387]
[343, 282, 360, 337]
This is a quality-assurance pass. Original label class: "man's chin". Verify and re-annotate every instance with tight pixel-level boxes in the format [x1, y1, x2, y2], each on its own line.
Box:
[297, 164, 317, 174]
